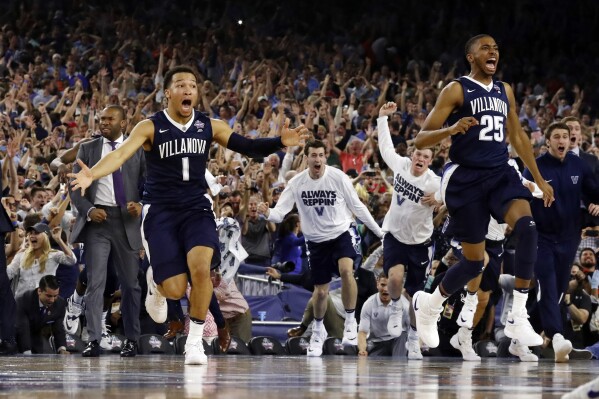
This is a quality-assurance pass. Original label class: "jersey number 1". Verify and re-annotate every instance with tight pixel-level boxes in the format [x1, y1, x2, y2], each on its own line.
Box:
[478, 115, 504, 142]
[182, 157, 189, 181]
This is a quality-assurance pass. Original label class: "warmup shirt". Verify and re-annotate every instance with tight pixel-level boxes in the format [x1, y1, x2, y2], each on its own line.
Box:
[267, 166, 383, 242]
[378, 116, 440, 244]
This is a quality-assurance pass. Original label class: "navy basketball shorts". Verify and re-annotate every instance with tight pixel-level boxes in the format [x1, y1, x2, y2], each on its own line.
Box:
[306, 229, 361, 286]
[141, 204, 220, 284]
[383, 233, 432, 296]
[442, 163, 532, 243]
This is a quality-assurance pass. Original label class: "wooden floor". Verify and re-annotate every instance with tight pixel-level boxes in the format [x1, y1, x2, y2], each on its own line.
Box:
[0, 355, 596, 398]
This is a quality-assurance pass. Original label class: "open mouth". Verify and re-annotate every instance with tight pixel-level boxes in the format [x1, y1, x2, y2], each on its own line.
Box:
[313, 164, 322, 172]
[415, 162, 423, 168]
[486, 58, 497, 72]
[182, 99, 192, 111]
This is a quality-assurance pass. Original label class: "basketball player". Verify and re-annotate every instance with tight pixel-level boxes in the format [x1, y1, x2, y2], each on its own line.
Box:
[257, 140, 383, 356]
[70, 65, 308, 365]
[411, 34, 554, 349]
[376, 102, 441, 360]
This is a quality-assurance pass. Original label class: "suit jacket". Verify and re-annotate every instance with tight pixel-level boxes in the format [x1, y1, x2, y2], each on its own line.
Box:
[579, 151, 599, 215]
[16, 289, 66, 352]
[580, 151, 599, 177]
[69, 136, 146, 249]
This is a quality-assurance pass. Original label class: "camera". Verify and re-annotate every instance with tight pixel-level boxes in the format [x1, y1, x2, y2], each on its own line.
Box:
[585, 230, 599, 237]
[271, 261, 295, 273]
[267, 261, 295, 283]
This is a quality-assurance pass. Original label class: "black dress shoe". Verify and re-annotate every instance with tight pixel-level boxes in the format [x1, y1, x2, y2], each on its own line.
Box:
[0, 340, 17, 355]
[82, 340, 101, 357]
[120, 339, 138, 357]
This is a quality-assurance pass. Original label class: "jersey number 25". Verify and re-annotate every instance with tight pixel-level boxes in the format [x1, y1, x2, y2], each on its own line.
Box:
[478, 115, 504, 142]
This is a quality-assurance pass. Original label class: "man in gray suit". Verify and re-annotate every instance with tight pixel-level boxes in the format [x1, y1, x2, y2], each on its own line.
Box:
[70, 105, 146, 357]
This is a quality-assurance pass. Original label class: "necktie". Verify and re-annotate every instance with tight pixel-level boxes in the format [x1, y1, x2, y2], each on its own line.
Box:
[108, 141, 126, 207]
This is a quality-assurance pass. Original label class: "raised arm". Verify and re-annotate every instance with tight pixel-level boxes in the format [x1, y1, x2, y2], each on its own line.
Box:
[377, 102, 407, 168]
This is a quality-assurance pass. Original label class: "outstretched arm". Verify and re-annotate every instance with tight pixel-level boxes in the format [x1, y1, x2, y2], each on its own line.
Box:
[212, 118, 309, 158]
[69, 120, 153, 194]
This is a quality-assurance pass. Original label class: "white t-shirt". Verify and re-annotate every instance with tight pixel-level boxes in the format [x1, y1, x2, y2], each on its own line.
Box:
[267, 166, 383, 243]
[378, 116, 441, 244]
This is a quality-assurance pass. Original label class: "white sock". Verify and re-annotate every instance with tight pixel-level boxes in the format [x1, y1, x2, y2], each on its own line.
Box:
[429, 287, 447, 309]
[344, 311, 355, 323]
[73, 291, 84, 305]
[408, 326, 419, 341]
[465, 291, 478, 305]
[512, 290, 528, 314]
[189, 321, 205, 338]
[313, 319, 324, 331]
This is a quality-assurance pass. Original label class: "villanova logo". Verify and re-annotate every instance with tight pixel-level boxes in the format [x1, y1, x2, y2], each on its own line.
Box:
[571, 176, 579, 184]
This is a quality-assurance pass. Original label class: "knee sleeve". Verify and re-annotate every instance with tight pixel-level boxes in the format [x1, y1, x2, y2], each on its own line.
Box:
[441, 259, 485, 295]
[513, 216, 538, 281]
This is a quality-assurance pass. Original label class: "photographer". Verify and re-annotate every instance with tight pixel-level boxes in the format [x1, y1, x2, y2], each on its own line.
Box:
[577, 247, 597, 296]
[562, 264, 592, 349]
[272, 213, 304, 275]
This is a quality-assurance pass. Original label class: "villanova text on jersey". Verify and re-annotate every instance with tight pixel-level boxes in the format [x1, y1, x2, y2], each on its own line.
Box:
[446, 77, 509, 168]
[393, 174, 424, 204]
[144, 110, 212, 207]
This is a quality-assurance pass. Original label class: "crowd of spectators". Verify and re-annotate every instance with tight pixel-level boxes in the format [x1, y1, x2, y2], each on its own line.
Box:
[2, 0, 599, 356]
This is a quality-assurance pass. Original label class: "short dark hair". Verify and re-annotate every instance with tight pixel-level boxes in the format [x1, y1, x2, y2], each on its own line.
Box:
[464, 34, 493, 57]
[39, 275, 59, 291]
[104, 105, 126, 121]
[303, 139, 326, 156]
[580, 248, 596, 259]
[164, 65, 197, 90]
[544, 121, 570, 140]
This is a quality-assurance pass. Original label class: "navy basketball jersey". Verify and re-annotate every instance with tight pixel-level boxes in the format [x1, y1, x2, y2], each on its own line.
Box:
[446, 77, 510, 168]
[143, 109, 212, 208]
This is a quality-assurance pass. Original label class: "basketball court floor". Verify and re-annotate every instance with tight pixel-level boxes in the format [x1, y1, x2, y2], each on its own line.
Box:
[0, 355, 595, 398]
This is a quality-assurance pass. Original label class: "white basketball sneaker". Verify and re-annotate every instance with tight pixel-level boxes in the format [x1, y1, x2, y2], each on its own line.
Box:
[412, 291, 443, 348]
[553, 333, 573, 363]
[307, 327, 327, 357]
[342, 317, 358, 347]
[450, 327, 480, 361]
[508, 339, 538, 362]
[387, 302, 403, 338]
[145, 266, 167, 323]
[504, 308, 543, 347]
[457, 294, 477, 329]
[185, 335, 208, 365]
[64, 296, 84, 335]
